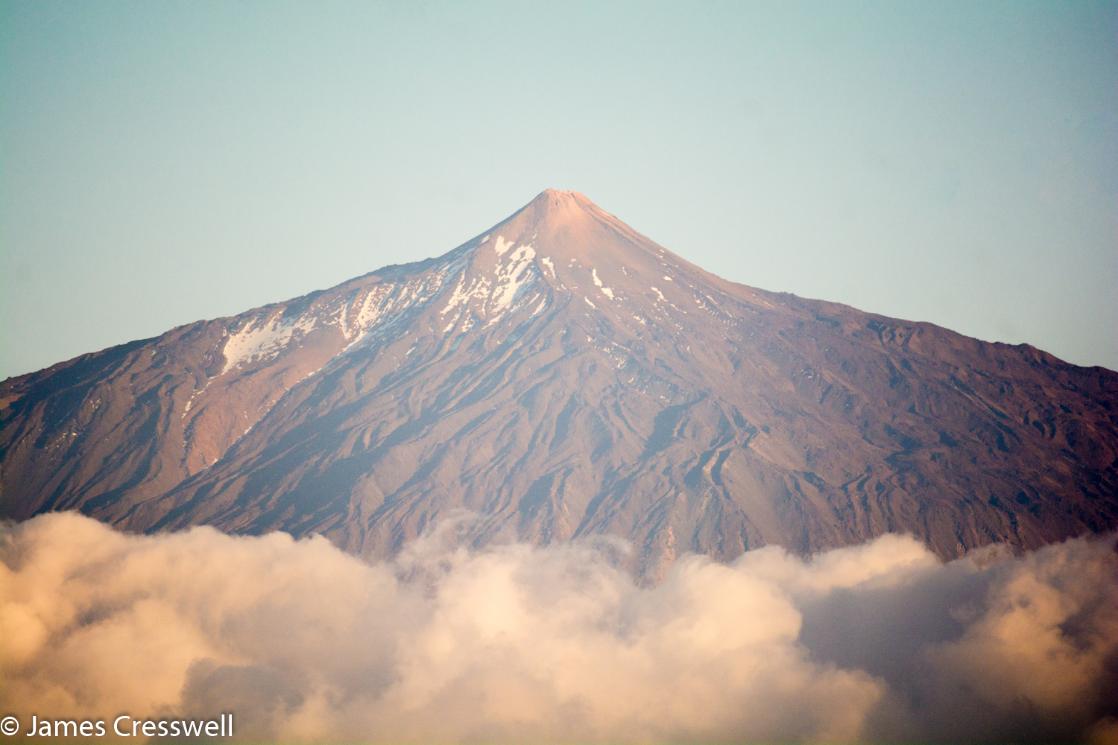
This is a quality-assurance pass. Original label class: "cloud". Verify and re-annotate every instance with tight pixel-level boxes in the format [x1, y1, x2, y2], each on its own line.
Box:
[1, 513, 1115, 743]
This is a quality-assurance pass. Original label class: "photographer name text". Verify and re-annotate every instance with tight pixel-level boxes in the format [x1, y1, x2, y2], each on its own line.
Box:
[0, 714, 234, 739]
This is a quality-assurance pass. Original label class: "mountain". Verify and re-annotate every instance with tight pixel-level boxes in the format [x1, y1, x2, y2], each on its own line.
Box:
[2, 189, 1116, 574]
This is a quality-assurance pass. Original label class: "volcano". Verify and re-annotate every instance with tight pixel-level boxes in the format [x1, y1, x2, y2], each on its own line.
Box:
[2, 189, 1116, 574]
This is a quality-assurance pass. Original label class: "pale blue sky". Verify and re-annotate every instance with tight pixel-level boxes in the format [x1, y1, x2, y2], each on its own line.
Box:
[2, 0, 1116, 378]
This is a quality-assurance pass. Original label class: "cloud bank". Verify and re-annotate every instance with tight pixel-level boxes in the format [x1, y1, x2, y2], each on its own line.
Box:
[2, 513, 1116, 744]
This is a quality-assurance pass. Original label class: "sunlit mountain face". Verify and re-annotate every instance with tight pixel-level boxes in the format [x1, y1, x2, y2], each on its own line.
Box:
[2, 189, 1116, 579]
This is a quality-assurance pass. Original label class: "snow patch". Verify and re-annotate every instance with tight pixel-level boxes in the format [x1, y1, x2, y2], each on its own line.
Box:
[591, 268, 615, 300]
[442, 309, 462, 333]
[494, 235, 515, 256]
[340, 270, 451, 351]
[221, 314, 316, 374]
[441, 276, 477, 316]
[489, 243, 536, 314]
[445, 239, 540, 329]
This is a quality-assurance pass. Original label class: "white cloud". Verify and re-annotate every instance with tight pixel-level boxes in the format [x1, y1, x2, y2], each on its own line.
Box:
[1, 513, 1115, 743]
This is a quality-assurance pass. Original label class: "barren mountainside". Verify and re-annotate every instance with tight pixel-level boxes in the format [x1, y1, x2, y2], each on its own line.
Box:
[2, 190, 1117, 574]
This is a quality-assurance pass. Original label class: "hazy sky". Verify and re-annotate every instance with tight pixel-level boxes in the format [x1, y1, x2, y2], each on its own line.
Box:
[2, 0, 1115, 378]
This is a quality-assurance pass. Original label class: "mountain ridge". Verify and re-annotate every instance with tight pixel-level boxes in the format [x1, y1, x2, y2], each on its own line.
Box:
[3, 190, 1116, 576]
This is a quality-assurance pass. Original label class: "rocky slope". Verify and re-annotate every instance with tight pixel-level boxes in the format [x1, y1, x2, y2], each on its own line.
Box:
[2, 190, 1116, 574]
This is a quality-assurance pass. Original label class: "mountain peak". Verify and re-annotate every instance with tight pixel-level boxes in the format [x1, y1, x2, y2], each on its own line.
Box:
[537, 187, 588, 199]
[532, 188, 593, 207]
[480, 188, 652, 269]
[521, 188, 598, 230]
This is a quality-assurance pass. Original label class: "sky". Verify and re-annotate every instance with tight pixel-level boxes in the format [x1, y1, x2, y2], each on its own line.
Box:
[1, 0, 1116, 378]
